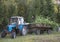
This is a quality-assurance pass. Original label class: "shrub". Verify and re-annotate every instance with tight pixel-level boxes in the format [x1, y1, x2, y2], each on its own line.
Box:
[34, 15, 59, 30]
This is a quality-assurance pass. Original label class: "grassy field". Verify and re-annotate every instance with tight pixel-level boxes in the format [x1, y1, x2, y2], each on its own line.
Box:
[0, 33, 60, 42]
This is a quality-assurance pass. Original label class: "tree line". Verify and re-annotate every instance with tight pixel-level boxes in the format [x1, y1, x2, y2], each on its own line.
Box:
[0, 0, 60, 30]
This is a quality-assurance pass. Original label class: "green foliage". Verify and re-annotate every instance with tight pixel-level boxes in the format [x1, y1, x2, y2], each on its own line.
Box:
[0, 0, 60, 31]
[34, 15, 59, 29]
[26, 0, 56, 22]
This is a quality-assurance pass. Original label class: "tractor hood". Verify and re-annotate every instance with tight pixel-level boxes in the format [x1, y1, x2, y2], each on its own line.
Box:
[8, 23, 16, 27]
[7, 23, 16, 32]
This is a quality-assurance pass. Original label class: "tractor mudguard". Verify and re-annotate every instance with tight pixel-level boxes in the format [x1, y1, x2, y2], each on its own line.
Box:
[18, 24, 24, 31]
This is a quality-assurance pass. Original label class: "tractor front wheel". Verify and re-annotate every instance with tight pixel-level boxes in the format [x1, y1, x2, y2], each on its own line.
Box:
[1, 31, 7, 38]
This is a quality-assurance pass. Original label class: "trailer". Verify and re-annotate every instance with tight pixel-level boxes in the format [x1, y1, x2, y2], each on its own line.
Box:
[28, 23, 53, 35]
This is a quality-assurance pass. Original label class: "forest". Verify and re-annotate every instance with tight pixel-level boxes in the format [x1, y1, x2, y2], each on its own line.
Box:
[0, 0, 60, 31]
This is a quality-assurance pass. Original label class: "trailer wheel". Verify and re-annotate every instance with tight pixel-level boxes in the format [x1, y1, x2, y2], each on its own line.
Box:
[22, 26, 27, 36]
[40, 30, 44, 34]
[11, 31, 16, 39]
[1, 31, 7, 38]
[47, 29, 52, 34]
[35, 30, 40, 35]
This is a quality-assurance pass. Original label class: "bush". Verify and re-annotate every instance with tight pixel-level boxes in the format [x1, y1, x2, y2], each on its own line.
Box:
[34, 15, 59, 30]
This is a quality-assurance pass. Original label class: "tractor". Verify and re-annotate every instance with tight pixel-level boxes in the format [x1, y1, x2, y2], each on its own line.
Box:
[1, 16, 29, 38]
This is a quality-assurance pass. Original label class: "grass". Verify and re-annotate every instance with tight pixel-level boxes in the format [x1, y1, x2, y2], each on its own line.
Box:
[0, 33, 60, 42]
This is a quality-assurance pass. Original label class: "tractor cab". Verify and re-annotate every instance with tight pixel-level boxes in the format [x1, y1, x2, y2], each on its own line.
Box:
[10, 16, 24, 25]
[7, 16, 25, 32]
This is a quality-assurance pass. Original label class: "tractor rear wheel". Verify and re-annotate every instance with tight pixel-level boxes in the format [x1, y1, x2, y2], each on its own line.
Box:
[22, 26, 28, 36]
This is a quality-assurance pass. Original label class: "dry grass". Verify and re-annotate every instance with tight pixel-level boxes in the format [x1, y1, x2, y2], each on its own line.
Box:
[0, 34, 60, 42]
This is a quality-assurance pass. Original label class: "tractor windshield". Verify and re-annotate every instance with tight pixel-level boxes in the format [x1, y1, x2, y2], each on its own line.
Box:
[10, 18, 18, 24]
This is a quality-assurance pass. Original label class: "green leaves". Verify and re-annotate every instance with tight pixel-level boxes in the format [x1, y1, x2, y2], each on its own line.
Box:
[34, 15, 59, 30]
[0, 0, 59, 29]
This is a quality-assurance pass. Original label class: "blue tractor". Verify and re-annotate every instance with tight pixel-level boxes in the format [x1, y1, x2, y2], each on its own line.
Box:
[1, 16, 29, 38]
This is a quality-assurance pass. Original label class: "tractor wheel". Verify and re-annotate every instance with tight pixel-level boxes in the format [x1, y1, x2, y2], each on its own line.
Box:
[1, 31, 7, 38]
[22, 26, 28, 36]
[11, 31, 16, 39]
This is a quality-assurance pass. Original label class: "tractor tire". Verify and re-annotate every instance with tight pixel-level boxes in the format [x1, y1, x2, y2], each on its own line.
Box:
[1, 31, 7, 38]
[11, 32, 16, 39]
[22, 26, 28, 36]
